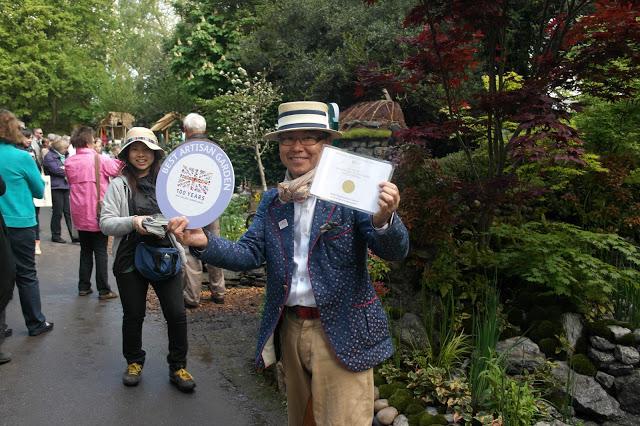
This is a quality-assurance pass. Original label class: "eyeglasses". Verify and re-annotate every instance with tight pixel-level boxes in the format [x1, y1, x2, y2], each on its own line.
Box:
[278, 135, 325, 146]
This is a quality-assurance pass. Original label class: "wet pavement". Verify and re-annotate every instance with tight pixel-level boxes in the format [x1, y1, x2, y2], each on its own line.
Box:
[0, 208, 286, 425]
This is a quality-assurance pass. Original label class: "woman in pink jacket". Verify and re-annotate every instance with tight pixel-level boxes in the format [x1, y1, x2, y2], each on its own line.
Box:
[65, 127, 122, 299]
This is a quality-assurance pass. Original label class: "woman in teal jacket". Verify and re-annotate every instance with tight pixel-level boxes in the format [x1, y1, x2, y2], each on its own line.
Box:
[0, 110, 53, 337]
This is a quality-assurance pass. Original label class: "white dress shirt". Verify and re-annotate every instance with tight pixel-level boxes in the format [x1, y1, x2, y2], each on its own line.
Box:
[285, 196, 318, 307]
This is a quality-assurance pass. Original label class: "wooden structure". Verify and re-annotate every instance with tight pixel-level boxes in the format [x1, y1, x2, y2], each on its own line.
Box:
[151, 112, 182, 145]
[98, 112, 135, 142]
[339, 100, 407, 132]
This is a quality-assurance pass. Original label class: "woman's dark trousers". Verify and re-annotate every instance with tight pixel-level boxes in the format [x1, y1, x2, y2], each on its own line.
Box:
[115, 270, 187, 371]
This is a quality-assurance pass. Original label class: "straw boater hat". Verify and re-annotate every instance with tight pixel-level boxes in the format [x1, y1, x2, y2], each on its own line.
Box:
[118, 127, 164, 159]
[264, 101, 342, 141]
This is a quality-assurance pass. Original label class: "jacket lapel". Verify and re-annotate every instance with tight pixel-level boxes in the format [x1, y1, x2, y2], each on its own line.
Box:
[309, 199, 336, 249]
[269, 198, 295, 263]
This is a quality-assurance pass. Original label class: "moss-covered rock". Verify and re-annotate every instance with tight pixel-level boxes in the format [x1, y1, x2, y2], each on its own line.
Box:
[538, 337, 559, 358]
[574, 335, 588, 354]
[586, 321, 615, 341]
[408, 413, 422, 426]
[379, 382, 405, 399]
[570, 354, 597, 376]
[388, 389, 412, 413]
[404, 402, 425, 415]
[530, 320, 560, 342]
[418, 413, 448, 425]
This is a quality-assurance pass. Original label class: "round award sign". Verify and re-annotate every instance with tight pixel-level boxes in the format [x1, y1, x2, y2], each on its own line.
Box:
[156, 140, 235, 229]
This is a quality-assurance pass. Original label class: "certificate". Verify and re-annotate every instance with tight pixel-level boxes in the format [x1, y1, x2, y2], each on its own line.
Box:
[156, 140, 235, 229]
[310, 145, 393, 214]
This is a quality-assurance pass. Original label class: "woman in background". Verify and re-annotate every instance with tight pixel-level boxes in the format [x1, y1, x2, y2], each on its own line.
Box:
[43, 137, 75, 243]
[0, 109, 52, 337]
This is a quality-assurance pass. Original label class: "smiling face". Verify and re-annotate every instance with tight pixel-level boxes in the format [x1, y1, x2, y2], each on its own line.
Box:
[278, 130, 330, 178]
[127, 141, 155, 176]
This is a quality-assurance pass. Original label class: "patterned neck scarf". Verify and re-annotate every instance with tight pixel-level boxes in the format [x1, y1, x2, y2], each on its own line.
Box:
[277, 169, 315, 203]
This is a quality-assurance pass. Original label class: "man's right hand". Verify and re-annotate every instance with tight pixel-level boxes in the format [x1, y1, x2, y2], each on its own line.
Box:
[167, 216, 208, 248]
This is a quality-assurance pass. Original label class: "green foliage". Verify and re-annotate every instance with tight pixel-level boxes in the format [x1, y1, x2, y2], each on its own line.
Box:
[469, 286, 500, 410]
[170, 0, 249, 99]
[340, 128, 392, 140]
[0, 0, 114, 130]
[239, 0, 413, 106]
[490, 221, 640, 314]
[198, 69, 282, 190]
[573, 91, 640, 157]
[368, 253, 391, 283]
[405, 365, 472, 417]
[405, 402, 425, 415]
[613, 281, 640, 329]
[219, 195, 250, 241]
[479, 354, 544, 425]
[569, 354, 597, 377]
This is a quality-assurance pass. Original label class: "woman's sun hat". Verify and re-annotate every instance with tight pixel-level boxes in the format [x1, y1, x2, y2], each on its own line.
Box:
[264, 101, 343, 141]
[118, 127, 164, 159]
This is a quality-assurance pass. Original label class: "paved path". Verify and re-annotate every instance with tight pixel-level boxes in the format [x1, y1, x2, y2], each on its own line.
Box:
[0, 208, 269, 426]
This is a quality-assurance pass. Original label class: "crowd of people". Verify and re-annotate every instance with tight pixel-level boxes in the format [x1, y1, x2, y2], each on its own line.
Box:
[0, 101, 409, 425]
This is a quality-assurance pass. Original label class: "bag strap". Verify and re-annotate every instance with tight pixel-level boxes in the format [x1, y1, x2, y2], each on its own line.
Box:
[94, 154, 101, 213]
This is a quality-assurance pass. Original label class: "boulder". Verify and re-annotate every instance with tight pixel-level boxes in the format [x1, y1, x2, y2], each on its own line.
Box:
[551, 361, 623, 422]
[614, 345, 640, 365]
[590, 335, 616, 351]
[608, 325, 632, 341]
[634, 328, 640, 344]
[392, 414, 409, 426]
[425, 406, 439, 416]
[374, 399, 389, 413]
[602, 413, 640, 426]
[603, 362, 634, 377]
[534, 421, 571, 426]
[395, 313, 428, 348]
[376, 406, 399, 425]
[595, 371, 615, 391]
[496, 337, 545, 374]
[615, 370, 640, 414]
[562, 313, 584, 351]
[588, 346, 615, 364]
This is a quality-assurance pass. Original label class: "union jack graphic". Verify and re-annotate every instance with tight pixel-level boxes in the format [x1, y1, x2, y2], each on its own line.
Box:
[177, 166, 213, 195]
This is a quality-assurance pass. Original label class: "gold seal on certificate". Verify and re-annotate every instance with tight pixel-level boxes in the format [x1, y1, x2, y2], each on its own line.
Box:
[310, 146, 394, 214]
[342, 179, 356, 194]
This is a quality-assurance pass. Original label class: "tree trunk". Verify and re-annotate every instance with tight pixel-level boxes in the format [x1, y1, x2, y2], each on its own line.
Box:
[254, 142, 268, 192]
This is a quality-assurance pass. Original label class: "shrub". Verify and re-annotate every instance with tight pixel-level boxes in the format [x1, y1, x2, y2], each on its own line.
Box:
[388, 306, 405, 320]
[570, 354, 597, 376]
[389, 389, 412, 413]
[374, 372, 386, 386]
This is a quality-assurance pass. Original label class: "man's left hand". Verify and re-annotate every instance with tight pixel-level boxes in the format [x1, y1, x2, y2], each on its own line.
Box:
[372, 181, 400, 228]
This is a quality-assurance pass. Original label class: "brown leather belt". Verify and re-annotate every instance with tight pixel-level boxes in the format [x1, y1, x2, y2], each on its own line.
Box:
[287, 305, 320, 320]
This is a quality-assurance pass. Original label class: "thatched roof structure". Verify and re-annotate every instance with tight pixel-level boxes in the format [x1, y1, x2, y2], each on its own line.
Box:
[339, 100, 407, 131]
[151, 112, 182, 146]
[98, 112, 135, 141]
[151, 112, 181, 132]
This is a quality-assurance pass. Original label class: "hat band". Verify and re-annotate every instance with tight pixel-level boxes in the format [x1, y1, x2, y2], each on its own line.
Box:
[277, 123, 329, 131]
[278, 109, 327, 119]
[124, 136, 157, 146]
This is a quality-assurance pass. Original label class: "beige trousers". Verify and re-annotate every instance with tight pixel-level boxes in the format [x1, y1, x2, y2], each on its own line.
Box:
[182, 219, 225, 305]
[280, 311, 374, 426]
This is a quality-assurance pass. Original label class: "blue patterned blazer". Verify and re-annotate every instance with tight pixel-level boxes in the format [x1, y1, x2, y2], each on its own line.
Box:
[196, 189, 410, 372]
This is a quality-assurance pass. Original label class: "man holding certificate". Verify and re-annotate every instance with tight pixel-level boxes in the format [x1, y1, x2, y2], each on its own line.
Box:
[168, 101, 409, 425]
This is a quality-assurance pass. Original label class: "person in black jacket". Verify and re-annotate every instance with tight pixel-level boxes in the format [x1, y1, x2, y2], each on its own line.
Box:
[0, 173, 16, 364]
